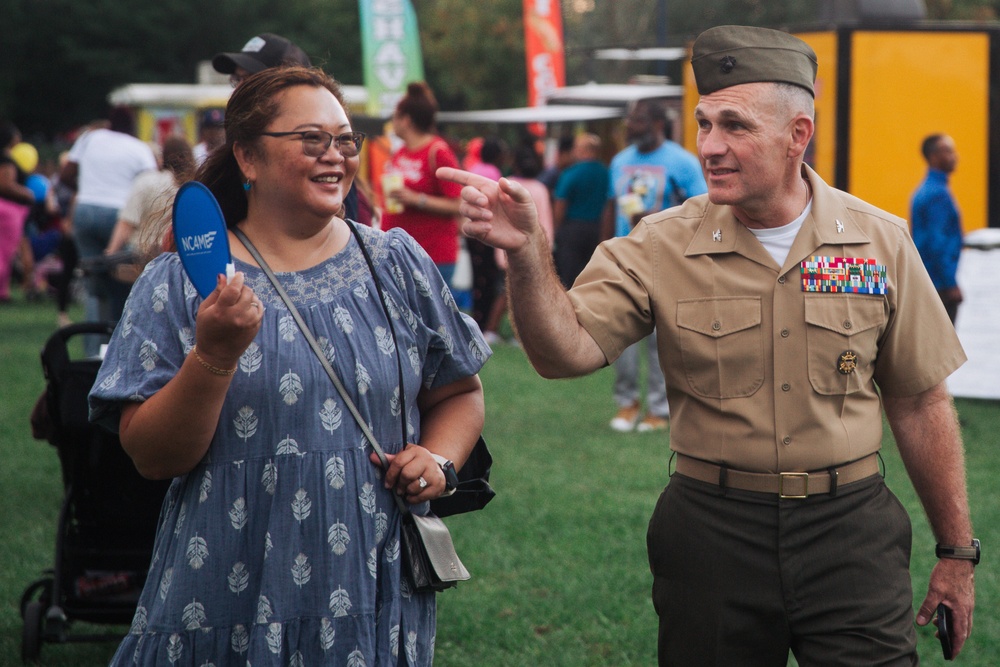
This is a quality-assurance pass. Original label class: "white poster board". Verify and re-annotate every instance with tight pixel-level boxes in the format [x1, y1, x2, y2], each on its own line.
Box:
[947, 228, 1000, 400]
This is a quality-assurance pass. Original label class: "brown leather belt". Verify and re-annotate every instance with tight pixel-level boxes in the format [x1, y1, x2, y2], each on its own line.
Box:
[673, 453, 881, 498]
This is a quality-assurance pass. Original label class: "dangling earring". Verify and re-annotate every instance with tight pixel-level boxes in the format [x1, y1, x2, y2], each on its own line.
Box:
[243, 178, 252, 191]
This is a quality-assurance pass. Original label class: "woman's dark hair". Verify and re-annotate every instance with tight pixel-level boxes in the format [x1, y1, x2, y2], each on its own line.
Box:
[394, 81, 438, 133]
[197, 66, 348, 227]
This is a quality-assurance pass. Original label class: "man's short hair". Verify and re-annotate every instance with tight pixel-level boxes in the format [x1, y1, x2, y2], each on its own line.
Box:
[921, 134, 945, 161]
[634, 99, 667, 124]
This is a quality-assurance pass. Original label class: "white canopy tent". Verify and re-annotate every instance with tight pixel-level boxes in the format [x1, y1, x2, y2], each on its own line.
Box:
[543, 82, 683, 107]
[108, 83, 369, 109]
[437, 104, 623, 125]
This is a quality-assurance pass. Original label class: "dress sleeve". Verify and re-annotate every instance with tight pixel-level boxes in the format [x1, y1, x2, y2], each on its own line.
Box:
[88, 253, 201, 431]
[382, 229, 491, 389]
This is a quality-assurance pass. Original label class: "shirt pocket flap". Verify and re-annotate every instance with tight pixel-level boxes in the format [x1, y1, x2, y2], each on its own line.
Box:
[804, 297, 885, 336]
[677, 297, 762, 339]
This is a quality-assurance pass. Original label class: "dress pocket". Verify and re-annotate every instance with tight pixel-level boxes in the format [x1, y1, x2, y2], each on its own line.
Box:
[677, 297, 763, 399]
[804, 295, 886, 395]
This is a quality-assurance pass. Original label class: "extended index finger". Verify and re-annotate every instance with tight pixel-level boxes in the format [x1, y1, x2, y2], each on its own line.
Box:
[436, 166, 485, 187]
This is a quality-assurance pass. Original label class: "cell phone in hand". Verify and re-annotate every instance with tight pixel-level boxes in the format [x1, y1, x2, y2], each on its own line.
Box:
[937, 602, 954, 661]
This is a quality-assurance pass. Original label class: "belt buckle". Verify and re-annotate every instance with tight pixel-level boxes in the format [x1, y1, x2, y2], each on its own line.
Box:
[779, 472, 809, 499]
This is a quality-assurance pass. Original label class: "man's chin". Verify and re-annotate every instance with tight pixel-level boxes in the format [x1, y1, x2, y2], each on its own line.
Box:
[706, 187, 736, 206]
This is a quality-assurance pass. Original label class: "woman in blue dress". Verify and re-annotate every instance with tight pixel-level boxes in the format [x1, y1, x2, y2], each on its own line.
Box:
[90, 66, 490, 666]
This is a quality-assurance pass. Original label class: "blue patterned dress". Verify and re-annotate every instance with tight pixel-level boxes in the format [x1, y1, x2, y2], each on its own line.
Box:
[90, 225, 490, 666]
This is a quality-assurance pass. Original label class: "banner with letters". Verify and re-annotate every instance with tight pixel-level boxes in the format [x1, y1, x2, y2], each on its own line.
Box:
[359, 0, 426, 118]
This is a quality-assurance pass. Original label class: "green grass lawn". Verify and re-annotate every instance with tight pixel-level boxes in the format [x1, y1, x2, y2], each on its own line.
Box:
[1, 291, 997, 666]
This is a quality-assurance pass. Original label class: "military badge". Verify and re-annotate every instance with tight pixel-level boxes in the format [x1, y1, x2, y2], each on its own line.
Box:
[838, 350, 858, 375]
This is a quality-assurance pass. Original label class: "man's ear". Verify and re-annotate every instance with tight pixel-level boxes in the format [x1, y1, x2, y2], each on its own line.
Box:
[787, 115, 815, 159]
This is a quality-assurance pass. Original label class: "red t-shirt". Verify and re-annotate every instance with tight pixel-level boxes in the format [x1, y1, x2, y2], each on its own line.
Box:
[381, 137, 462, 265]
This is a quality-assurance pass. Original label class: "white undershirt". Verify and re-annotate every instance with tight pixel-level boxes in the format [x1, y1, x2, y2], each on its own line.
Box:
[747, 198, 813, 267]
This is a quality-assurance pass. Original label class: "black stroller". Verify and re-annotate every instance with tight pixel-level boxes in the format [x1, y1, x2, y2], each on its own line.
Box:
[20, 322, 170, 663]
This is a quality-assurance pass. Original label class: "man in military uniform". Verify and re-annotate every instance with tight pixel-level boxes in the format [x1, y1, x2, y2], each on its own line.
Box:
[440, 25, 976, 665]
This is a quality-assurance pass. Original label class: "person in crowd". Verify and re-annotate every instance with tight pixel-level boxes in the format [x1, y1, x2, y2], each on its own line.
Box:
[538, 134, 575, 199]
[911, 133, 964, 323]
[467, 136, 506, 331]
[552, 133, 609, 288]
[0, 122, 37, 303]
[21, 151, 79, 326]
[381, 81, 464, 292]
[60, 106, 157, 349]
[603, 100, 707, 433]
[105, 135, 195, 272]
[17, 151, 64, 300]
[192, 109, 226, 167]
[440, 25, 975, 665]
[482, 142, 553, 345]
[212, 32, 313, 87]
[90, 65, 488, 665]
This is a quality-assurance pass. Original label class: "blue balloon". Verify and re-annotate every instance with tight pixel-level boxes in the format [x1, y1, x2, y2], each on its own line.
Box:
[26, 174, 49, 203]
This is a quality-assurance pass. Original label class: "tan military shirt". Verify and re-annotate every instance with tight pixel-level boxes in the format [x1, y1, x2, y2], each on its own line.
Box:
[569, 166, 966, 473]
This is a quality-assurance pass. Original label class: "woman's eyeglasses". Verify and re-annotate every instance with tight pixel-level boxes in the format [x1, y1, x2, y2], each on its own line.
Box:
[259, 131, 366, 158]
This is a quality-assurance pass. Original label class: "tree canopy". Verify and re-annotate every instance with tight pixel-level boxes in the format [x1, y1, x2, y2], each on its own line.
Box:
[3, 0, 997, 141]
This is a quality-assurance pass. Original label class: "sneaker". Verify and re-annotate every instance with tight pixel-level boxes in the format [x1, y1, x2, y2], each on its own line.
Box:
[636, 415, 669, 432]
[609, 402, 641, 432]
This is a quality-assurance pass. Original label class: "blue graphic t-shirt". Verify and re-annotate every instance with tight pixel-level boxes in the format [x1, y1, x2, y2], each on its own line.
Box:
[608, 141, 706, 238]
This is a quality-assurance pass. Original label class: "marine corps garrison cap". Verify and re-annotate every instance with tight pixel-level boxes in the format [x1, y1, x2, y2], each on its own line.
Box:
[691, 25, 817, 97]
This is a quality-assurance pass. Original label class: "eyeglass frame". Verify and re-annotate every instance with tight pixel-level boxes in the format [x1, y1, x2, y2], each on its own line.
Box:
[259, 130, 366, 158]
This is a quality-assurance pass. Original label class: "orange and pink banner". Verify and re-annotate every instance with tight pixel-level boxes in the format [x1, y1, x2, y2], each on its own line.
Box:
[523, 0, 565, 135]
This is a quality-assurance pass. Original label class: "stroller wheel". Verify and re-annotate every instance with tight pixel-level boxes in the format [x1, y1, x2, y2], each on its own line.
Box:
[21, 599, 46, 663]
[19, 578, 52, 620]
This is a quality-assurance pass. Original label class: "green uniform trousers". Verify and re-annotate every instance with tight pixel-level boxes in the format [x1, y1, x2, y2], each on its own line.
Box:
[647, 472, 917, 666]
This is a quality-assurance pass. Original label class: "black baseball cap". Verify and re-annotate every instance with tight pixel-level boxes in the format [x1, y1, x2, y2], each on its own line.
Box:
[212, 33, 312, 75]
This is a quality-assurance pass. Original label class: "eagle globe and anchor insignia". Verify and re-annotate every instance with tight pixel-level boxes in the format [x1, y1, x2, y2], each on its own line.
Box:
[838, 350, 858, 375]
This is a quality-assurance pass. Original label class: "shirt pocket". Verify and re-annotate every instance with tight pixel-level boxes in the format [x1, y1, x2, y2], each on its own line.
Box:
[677, 297, 764, 399]
[804, 295, 886, 395]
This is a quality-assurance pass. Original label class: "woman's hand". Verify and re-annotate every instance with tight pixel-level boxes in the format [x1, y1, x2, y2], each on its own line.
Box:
[194, 271, 264, 370]
[371, 445, 447, 504]
[386, 185, 419, 209]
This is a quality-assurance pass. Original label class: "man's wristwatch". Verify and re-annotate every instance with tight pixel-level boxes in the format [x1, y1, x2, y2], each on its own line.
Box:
[936, 539, 981, 565]
[430, 453, 459, 497]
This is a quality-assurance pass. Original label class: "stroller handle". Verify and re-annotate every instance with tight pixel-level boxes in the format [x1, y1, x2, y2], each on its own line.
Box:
[41, 321, 117, 380]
